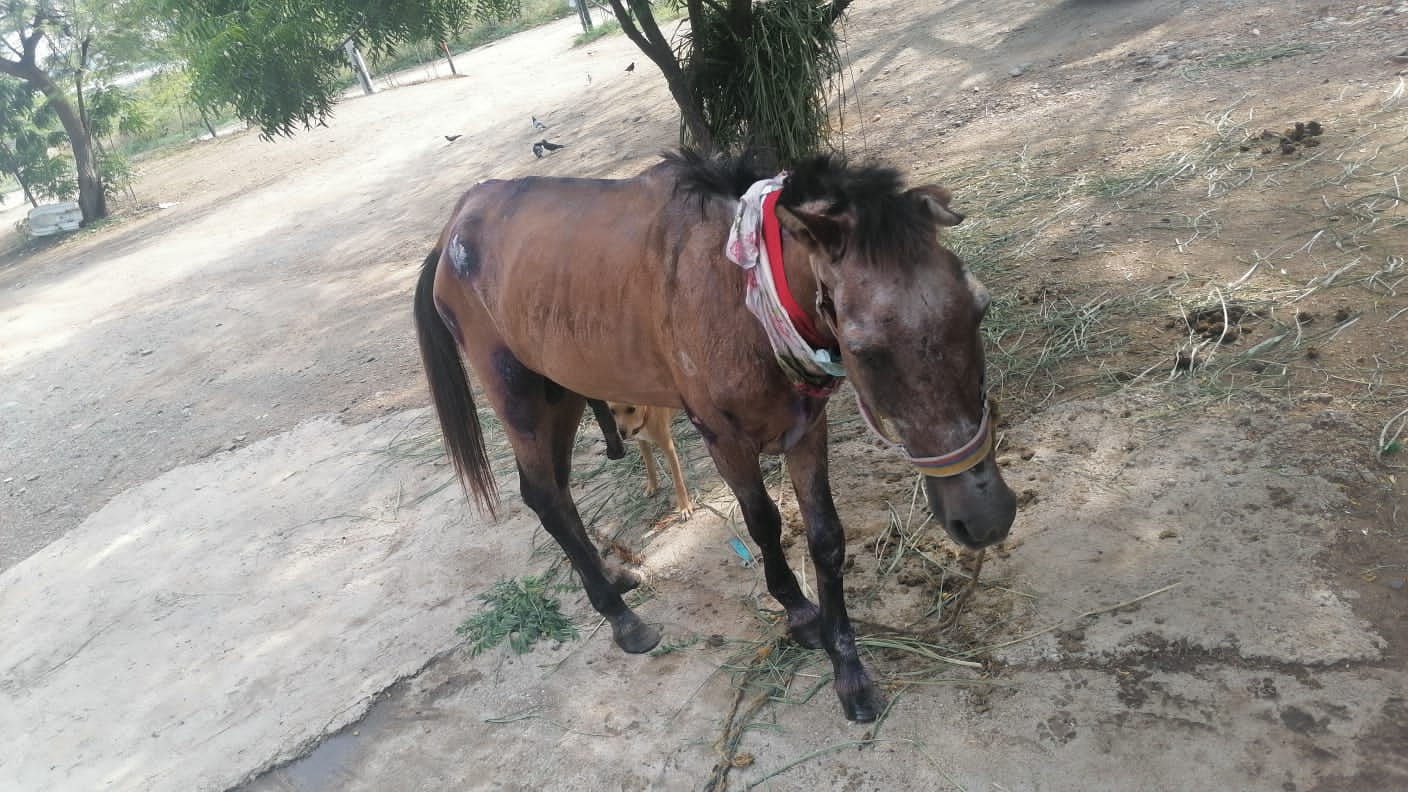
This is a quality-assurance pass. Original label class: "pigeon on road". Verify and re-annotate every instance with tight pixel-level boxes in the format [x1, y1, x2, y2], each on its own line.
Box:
[532, 139, 565, 158]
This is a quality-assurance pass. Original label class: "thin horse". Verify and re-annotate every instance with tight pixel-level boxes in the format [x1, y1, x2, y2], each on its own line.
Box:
[414, 151, 1016, 721]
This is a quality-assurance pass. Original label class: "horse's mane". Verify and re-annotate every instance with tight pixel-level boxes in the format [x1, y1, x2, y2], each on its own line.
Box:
[664, 148, 775, 201]
[664, 149, 939, 265]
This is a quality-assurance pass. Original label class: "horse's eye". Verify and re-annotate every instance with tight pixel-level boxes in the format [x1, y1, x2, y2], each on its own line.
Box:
[625, 406, 636, 414]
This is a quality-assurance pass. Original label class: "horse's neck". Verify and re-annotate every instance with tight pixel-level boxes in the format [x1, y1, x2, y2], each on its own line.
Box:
[779, 230, 835, 348]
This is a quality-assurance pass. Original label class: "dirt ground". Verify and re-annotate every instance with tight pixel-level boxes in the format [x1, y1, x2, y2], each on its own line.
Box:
[3, 1, 1407, 790]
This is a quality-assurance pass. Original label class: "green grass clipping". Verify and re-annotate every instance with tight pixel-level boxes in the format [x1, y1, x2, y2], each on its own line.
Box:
[457, 574, 579, 655]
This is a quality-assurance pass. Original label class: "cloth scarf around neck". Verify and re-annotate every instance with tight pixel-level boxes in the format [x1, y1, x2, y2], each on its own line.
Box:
[725, 177, 845, 395]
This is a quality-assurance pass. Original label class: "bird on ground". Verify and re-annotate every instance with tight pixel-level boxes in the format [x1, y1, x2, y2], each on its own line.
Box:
[532, 115, 548, 130]
[625, 62, 635, 72]
[532, 139, 565, 158]
[444, 134, 462, 142]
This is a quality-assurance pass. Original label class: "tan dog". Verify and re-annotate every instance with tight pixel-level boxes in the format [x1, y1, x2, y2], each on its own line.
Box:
[608, 402, 695, 517]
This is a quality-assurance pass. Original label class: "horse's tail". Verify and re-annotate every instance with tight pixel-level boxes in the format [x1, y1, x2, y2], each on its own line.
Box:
[414, 249, 499, 516]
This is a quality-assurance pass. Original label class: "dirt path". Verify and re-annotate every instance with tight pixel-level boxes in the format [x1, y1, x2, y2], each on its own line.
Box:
[3, 2, 1406, 790]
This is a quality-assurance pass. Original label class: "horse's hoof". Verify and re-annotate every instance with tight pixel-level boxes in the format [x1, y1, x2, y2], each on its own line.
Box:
[837, 678, 882, 723]
[612, 615, 662, 654]
[607, 567, 642, 594]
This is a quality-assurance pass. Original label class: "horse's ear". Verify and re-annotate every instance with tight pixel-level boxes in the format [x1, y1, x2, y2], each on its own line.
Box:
[775, 204, 853, 260]
[907, 185, 965, 227]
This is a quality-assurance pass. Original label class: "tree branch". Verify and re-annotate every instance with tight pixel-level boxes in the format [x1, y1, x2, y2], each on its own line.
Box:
[20, 5, 55, 66]
[607, 0, 713, 151]
[826, 0, 856, 24]
[606, 0, 652, 56]
[727, 0, 749, 39]
[1, 28, 22, 59]
[627, 0, 671, 53]
[608, 1, 675, 75]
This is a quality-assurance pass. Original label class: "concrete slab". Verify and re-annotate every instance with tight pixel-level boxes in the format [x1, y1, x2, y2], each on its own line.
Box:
[0, 411, 507, 791]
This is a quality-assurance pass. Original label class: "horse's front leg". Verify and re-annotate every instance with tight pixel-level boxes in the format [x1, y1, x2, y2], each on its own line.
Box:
[785, 418, 880, 723]
[586, 398, 625, 460]
[704, 438, 822, 649]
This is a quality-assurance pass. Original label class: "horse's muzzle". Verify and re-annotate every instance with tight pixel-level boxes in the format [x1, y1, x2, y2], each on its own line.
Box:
[923, 458, 1017, 549]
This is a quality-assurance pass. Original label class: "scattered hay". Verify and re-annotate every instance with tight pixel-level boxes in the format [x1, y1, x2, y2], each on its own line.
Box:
[1179, 43, 1321, 75]
[704, 635, 830, 792]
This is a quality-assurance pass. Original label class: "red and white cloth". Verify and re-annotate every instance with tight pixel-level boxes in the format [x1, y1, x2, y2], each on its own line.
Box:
[726, 177, 845, 395]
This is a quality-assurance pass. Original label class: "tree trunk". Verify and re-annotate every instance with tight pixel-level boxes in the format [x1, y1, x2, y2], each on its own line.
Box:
[668, 78, 712, 151]
[608, 0, 715, 151]
[343, 40, 376, 95]
[13, 66, 107, 222]
[199, 108, 219, 139]
[575, 0, 593, 33]
[826, 0, 855, 24]
[76, 37, 93, 139]
[436, 42, 459, 75]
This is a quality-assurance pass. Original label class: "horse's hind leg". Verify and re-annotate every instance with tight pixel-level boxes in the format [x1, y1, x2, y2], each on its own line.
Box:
[785, 418, 878, 723]
[476, 348, 659, 654]
[545, 396, 642, 595]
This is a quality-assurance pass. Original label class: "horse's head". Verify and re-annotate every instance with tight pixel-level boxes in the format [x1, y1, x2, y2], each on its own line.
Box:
[777, 165, 1016, 549]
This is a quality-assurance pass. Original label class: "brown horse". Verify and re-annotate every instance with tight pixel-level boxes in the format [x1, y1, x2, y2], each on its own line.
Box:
[414, 151, 1016, 722]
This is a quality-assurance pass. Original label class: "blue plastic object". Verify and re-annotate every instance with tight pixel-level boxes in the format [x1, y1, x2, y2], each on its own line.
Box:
[728, 537, 755, 567]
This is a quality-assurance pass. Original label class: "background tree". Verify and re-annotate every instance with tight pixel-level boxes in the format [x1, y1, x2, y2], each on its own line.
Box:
[1, 0, 164, 222]
[1, 1, 105, 221]
[0, 76, 78, 207]
[138, 66, 223, 140]
[165, 0, 522, 139]
[85, 83, 150, 199]
[607, 0, 853, 164]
